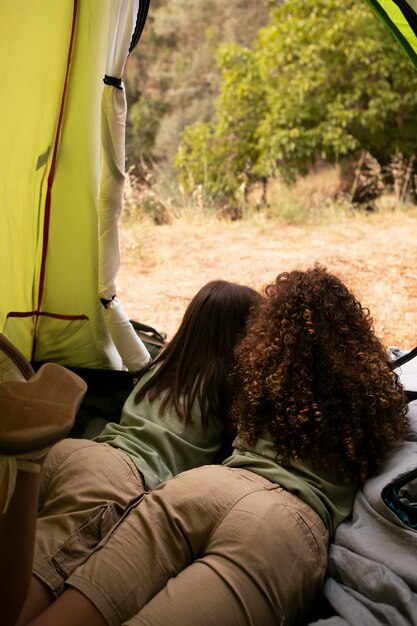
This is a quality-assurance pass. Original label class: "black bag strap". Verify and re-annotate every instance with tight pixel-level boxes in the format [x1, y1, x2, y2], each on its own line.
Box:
[390, 345, 417, 402]
[390, 345, 417, 369]
[129, 319, 166, 349]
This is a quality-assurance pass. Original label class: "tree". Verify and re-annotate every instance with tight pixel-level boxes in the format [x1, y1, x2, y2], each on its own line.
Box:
[176, 44, 266, 197]
[176, 0, 417, 196]
[124, 0, 270, 173]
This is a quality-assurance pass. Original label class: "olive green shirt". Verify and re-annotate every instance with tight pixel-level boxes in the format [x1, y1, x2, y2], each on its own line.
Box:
[222, 433, 357, 537]
[95, 369, 223, 490]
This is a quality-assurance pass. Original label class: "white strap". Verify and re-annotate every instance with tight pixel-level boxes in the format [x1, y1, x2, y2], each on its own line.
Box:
[103, 297, 151, 372]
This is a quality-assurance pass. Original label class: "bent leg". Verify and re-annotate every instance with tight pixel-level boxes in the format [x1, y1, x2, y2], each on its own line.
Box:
[16, 576, 55, 626]
[63, 466, 328, 626]
[124, 560, 267, 626]
[11, 467, 230, 626]
[21, 588, 107, 626]
[19, 439, 144, 622]
[33, 439, 144, 594]
[65, 466, 268, 626]
[125, 486, 329, 626]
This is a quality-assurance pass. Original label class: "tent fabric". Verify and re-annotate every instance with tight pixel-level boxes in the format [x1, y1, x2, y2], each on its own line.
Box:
[364, 0, 417, 68]
[98, 0, 155, 371]
[129, 0, 151, 53]
[0, 0, 148, 369]
[103, 298, 151, 372]
[99, 0, 139, 301]
[1, 0, 414, 370]
[0, 1, 79, 362]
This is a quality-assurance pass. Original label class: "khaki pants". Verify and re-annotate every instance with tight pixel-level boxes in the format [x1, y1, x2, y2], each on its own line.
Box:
[68, 465, 329, 626]
[33, 439, 144, 596]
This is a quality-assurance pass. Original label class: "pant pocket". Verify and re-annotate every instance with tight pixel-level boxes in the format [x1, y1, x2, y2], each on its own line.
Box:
[285, 504, 328, 568]
[52, 500, 121, 579]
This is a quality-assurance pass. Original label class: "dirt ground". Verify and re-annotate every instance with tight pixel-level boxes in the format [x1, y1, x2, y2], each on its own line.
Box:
[117, 210, 417, 350]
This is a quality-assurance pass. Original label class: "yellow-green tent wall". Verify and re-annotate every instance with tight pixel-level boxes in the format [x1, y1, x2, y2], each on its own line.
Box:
[364, 0, 417, 67]
[0, 0, 137, 368]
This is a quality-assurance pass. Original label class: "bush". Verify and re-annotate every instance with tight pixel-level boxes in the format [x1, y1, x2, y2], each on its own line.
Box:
[176, 0, 417, 203]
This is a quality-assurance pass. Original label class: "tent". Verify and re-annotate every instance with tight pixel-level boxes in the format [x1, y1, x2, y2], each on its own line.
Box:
[1, 1, 416, 622]
[0, 0, 416, 375]
[364, 0, 417, 68]
[0, 0, 150, 371]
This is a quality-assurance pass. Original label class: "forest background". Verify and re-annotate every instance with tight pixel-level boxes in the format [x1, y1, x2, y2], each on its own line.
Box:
[117, 0, 417, 350]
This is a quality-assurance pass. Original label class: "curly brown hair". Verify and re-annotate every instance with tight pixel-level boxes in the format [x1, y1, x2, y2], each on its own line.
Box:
[229, 265, 409, 482]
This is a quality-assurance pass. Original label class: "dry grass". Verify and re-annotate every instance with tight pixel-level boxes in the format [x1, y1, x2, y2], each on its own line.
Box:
[117, 208, 417, 350]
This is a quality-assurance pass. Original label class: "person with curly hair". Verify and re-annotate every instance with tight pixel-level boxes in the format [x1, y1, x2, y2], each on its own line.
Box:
[0, 265, 409, 626]
[228, 264, 406, 485]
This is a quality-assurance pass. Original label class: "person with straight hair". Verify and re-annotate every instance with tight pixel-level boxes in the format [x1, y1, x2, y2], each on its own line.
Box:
[0, 266, 409, 626]
[0, 279, 260, 626]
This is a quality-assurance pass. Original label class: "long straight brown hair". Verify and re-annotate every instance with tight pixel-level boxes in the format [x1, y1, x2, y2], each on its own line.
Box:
[135, 280, 260, 427]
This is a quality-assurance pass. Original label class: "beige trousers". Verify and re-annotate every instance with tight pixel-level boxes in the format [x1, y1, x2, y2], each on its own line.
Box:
[67, 465, 329, 626]
[33, 438, 144, 596]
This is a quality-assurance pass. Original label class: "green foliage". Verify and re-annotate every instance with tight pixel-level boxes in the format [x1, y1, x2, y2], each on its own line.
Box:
[256, 0, 417, 176]
[127, 96, 167, 166]
[176, 45, 266, 199]
[176, 0, 417, 194]
[125, 0, 270, 171]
